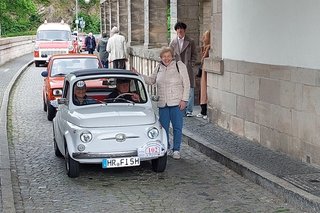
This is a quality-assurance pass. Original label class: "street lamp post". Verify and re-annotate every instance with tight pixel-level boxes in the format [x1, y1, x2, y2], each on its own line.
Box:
[75, 0, 90, 33]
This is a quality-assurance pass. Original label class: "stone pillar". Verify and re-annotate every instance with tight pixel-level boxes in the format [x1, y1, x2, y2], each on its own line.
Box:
[127, 0, 132, 44]
[170, 0, 200, 47]
[129, 0, 144, 46]
[147, 0, 168, 48]
[144, 0, 168, 48]
[119, 0, 128, 38]
[203, 0, 223, 75]
[100, 1, 107, 34]
[169, 0, 178, 41]
[109, 0, 118, 32]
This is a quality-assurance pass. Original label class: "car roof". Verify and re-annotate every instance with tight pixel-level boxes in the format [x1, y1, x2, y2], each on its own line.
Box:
[70, 69, 139, 78]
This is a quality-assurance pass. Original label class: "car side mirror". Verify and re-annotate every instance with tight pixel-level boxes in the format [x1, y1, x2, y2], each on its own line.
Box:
[57, 98, 68, 105]
[41, 71, 48, 77]
[151, 95, 159, 102]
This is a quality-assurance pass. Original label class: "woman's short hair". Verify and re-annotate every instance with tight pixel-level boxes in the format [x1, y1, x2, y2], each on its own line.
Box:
[159, 47, 174, 58]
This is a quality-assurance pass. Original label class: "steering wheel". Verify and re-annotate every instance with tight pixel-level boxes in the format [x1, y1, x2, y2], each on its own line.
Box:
[113, 93, 135, 103]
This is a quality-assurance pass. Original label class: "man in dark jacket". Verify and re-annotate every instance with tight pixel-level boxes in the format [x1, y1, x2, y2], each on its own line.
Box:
[97, 33, 109, 68]
[85, 32, 96, 54]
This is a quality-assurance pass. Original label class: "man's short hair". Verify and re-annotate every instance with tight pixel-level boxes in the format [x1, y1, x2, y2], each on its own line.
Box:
[174, 22, 187, 31]
[117, 78, 130, 84]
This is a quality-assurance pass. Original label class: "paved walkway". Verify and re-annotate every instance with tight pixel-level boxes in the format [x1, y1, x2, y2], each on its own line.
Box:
[1, 54, 320, 212]
[0, 54, 33, 213]
[182, 108, 320, 212]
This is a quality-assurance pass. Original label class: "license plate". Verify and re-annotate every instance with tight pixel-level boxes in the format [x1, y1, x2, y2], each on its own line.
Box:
[145, 145, 161, 156]
[102, 157, 140, 169]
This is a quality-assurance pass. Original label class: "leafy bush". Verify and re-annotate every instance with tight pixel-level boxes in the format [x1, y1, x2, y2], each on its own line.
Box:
[0, 0, 41, 36]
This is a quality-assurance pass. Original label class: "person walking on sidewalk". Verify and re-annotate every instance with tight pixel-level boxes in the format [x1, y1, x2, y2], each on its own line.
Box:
[169, 21, 197, 117]
[197, 30, 210, 119]
[97, 33, 109, 68]
[85, 32, 96, 54]
[132, 47, 190, 160]
[106, 26, 128, 69]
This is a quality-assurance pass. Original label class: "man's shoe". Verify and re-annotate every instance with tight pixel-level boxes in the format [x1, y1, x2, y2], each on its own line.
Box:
[202, 115, 208, 119]
[186, 112, 193, 117]
[172, 151, 181, 159]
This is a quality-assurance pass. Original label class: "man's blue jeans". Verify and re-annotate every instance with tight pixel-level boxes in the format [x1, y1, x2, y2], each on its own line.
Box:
[186, 87, 194, 114]
[159, 105, 183, 151]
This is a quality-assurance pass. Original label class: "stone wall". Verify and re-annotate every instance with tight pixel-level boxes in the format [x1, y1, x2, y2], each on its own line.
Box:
[208, 59, 320, 165]
[0, 36, 35, 66]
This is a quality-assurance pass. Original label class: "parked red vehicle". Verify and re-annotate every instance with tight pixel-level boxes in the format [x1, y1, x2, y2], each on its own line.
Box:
[41, 54, 103, 120]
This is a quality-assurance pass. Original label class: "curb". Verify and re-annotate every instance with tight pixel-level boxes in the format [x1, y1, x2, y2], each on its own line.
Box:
[181, 127, 320, 213]
[0, 60, 34, 213]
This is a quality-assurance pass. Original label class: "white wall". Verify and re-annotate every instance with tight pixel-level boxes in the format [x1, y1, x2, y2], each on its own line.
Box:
[223, 0, 320, 69]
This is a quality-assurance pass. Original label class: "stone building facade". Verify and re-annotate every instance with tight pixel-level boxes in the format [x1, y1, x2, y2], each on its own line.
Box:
[100, 0, 320, 167]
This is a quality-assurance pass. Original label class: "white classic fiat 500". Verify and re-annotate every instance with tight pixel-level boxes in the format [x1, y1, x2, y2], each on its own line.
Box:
[53, 69, 168, 178]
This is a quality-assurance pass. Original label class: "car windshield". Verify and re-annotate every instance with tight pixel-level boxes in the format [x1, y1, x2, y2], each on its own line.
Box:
[72, 77, 148, 106]
[51, 58, 100, 76]
[37, 30, 71, 41]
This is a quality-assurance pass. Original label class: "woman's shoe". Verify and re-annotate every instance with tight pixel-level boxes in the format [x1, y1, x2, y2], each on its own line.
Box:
[196, 113, 208, 119]
[196, 113, 203, 118]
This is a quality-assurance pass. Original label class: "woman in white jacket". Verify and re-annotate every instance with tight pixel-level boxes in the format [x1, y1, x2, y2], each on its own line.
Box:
[133, 47, 190, 159]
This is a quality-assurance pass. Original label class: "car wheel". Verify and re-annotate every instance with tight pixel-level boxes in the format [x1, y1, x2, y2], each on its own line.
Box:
[54, 138, 63, 157]
[151, 153, 167, 172]
[47, 101, 56, 121]
[35, 61, 40, 67]
[43, 97, 47, 112]
[65, 146, 79, 178]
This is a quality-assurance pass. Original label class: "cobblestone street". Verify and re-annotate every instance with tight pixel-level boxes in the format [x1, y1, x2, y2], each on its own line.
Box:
[6, 65, 301, 212]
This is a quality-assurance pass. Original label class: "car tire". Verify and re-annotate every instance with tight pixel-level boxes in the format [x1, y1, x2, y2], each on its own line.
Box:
[151, 153, 167, 173]
[54, 138, 63, 157]
[65, 146, 79, 178]
[35, 61, 40, 67]
[47, 101, 56, 121]
[43, 97, 47, 112]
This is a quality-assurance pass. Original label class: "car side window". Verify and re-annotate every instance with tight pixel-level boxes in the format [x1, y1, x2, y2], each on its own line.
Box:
[63, 81, 70, 101]
[136, 80, 147, 103]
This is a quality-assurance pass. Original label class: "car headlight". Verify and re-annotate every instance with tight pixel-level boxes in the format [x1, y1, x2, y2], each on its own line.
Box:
[80, 131, 92, 143]
[53, 89, 63, 96]
[147, 127, 159, 139]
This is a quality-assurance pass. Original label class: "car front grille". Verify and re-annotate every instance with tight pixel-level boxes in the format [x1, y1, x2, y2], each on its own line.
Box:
[73, 150, 138, 159]
[41, 50, 68, 56]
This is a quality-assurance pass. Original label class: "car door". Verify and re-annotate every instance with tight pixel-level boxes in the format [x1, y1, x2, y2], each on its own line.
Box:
[54, 80, 71, 154]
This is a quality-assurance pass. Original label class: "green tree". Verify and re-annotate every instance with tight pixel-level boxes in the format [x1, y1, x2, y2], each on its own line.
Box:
[0, 0, 41, 36]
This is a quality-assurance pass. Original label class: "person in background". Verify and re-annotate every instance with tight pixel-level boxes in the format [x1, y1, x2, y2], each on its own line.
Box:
[169, 21, 197, 117]
[197, 30, 210, 119]
[132, 47, 190, 160]
[106, 26, 128, 69]
[97, 33, 109, 68]
[85, 32, 96, 54]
